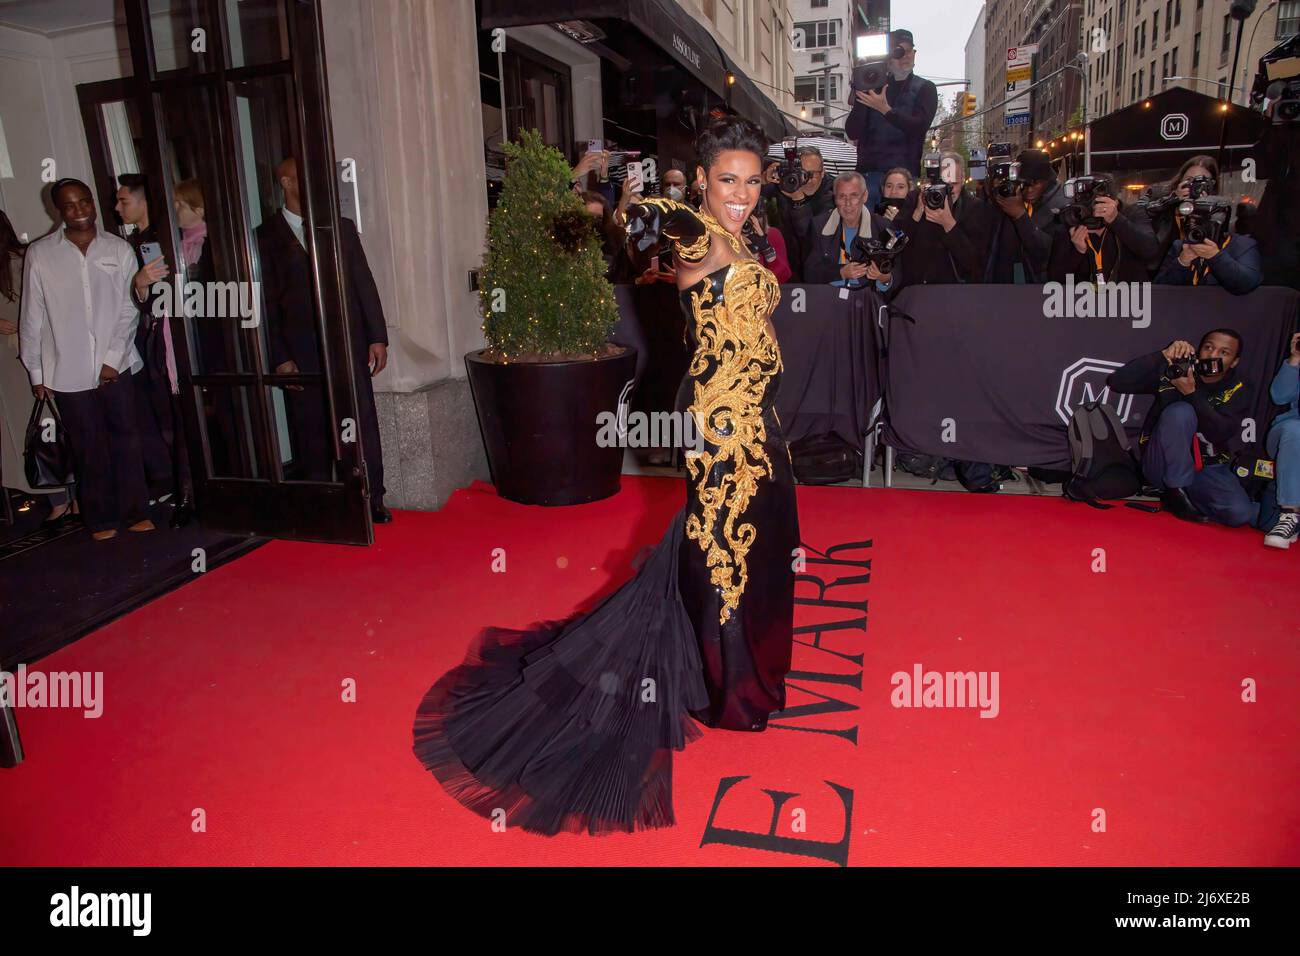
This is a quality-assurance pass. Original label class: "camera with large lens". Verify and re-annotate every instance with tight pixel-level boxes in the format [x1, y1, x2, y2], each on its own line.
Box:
[1272, 77, 1300, 124]
[1179, 195, 1233, 245]
[851, 56, 891, 94]
[777, 139, 811, 194]
[1059, 175, 1111, 228]
[1165, 355, 1224, 380]
[986, 142, 1022, 198]
[922, 153, 949, 210]
[1144, 175, 1216, 218]
[849, 227, 909, 275]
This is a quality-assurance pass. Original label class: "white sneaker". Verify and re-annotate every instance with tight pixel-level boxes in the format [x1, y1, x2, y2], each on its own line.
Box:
[1264, 512, 1300, 549]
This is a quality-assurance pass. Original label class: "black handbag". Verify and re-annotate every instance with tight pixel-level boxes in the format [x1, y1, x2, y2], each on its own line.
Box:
[24, 397, 75, 488]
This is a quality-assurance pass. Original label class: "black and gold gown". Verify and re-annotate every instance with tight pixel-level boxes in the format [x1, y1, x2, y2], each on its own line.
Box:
[413, 198, 799, 835]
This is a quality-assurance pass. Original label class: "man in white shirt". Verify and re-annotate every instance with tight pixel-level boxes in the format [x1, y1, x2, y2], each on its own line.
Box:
[20, 178, 153, 540]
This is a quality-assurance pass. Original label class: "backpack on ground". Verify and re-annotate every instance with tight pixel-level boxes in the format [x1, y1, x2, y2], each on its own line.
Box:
[1063, 401, 1142, 506]
[790, 433, 862, 485]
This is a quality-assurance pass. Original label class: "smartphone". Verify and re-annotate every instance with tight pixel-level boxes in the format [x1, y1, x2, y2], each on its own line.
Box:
[586, 138, 603, 154]
[140, 241, 163, 264]
[626, 160, 644, 195]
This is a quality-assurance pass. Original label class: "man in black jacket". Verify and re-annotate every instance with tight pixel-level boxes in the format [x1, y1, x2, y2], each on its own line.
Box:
[893, 151, 987, 287]
[794, 171, 899, 292]
[762, 145, 835, 282]
[981, 149, 1066, 283]
[257, 157, 392, 522]
[844, 29, 938, 208]
[1107, 329, 1257, 526]
[1048, 178, 1159, 283]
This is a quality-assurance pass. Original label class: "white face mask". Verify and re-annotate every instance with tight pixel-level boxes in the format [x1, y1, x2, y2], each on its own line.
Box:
[889, 66, 912, 81]
[665, 185, 685, 202]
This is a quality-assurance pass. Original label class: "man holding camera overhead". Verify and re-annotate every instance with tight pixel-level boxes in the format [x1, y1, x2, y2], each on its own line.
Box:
[1047, 175, 1159, 283]
[1107, 330, 1257, 526]
[845, 29, 938, 209]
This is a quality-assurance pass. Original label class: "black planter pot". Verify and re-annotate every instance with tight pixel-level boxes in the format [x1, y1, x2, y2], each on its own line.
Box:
[465, 347, 638, 506]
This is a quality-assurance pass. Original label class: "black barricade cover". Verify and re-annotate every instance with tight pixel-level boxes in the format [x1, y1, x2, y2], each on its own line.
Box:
[611, 283, 881, 453]
[771, 286, 882, 450]
[882, 285, 1300, 471]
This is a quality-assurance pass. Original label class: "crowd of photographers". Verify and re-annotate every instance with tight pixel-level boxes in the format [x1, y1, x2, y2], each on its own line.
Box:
[565, 26, 1300, 551]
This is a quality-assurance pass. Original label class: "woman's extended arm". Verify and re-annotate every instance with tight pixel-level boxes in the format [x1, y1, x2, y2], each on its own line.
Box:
[622, 197, 711, 264]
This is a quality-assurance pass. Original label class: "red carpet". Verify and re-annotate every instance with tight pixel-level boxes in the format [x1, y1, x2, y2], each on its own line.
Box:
[1, 476, 1297, 866]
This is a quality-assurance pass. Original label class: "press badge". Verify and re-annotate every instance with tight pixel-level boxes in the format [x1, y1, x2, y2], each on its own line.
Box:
[1254, 459, 1275, 479]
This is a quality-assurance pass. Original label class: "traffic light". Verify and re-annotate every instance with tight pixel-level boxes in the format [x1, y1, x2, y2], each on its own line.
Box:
[961, 92, 978, 116]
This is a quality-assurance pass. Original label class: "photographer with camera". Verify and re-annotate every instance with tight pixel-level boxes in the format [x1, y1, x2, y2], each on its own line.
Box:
[1143, 156, 1219, 269]
[1107, 329, 1258, 526]
[844, 29, 938, 208]
[892, 151, 987, 286]
[1153, 208, 1263, 294]
[979, 148, 1066, 283]
[762, 144, 835, 282]
[1048, 174, 1159, 283]
[1250, 80, 1300, 291]
[796, 172, 901, 293]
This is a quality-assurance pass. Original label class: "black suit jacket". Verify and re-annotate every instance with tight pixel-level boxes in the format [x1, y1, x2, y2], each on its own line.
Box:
[256, 211, 387, 374]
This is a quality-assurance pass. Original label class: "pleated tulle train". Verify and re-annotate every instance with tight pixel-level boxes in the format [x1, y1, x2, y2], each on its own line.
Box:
[412, 507, 712, 836]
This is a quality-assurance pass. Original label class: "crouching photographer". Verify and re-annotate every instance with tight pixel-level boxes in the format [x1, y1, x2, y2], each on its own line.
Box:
[1048, 174, 1159, 283]
[1107, 329, 1258, 526]
[980, 147, 1066, 283]
[893, 151, 987, 286]
[798, 171, 902, 293]
[1151, 163, 1262, 294]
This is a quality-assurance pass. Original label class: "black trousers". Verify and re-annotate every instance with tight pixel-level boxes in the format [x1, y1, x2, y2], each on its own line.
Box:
[56, 369, 151, 532]
[133, 319, 192, 498]
[282, 354, 384, 503]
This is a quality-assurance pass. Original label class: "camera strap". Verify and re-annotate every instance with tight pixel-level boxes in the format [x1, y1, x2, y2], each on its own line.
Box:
[1085, 232, 1106, 285]
[1191, 235, 1232, 286]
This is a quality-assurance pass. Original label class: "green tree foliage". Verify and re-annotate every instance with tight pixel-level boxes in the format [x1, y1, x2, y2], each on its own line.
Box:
[479, 129, 620, 359]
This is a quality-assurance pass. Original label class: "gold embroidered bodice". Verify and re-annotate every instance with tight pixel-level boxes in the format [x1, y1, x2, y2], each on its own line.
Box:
[625, 198, 784, 624]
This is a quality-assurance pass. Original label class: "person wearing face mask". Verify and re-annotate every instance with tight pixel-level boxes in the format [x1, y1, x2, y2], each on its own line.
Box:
[875, 168, 913, 223]
[892, 151, 987, 286]
[844, 29, 938, 209]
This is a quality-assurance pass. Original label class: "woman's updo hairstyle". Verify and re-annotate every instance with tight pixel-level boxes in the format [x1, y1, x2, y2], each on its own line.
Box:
[695, 115, 769, 173]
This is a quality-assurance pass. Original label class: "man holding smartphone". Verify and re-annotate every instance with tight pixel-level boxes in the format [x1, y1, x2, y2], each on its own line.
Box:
[1107, 330, 1257, 526]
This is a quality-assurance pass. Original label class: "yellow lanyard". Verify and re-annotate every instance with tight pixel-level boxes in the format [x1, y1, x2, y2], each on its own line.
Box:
[1191, 234, 1231, 286]
[1085, 231, 1106, 282]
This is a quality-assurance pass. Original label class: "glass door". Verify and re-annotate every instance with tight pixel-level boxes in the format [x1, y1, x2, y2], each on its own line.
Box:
[120, 0, 371, 544]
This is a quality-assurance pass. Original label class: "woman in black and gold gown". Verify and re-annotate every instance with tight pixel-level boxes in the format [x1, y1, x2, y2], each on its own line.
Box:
[413, 117, 798, 835]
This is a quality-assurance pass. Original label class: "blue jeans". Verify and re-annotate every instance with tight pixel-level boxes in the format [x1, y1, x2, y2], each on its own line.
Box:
[1267, 418, 1300, 509]
[1141, 402, 1257, 527]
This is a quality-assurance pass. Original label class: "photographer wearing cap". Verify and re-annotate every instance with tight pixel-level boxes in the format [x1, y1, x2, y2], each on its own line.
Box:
[1107, 329, 1257, 526]
[1048, 175, 1159, 283]
[762, 145, 835, 282]
[797, 172, 899, 293]
[893, 151, 987, 286]
[980, 149, 1066, 283]
[845, 29, 938, 209]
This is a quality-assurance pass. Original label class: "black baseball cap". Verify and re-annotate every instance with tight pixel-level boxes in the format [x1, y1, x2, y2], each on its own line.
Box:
[890, 30, 915, 51]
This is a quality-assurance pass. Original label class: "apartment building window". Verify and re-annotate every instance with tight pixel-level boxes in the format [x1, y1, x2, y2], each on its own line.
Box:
[810, 0, 829, 7]
[1174, 0, 1181, 26]
[1279, 2, 1300, 38]
[794, 76, 817, 101]
[1164, 1, 1171, 38]
[793, 19, 839, 49]
[1221, 14, 1231, 60]
[1171, 47, 1178, 76]
[1149, 60, 1156, 93]
[1115, 42, 1125, 89]
[1139, 22, 1145, 56]
[1193, 32, 1201, 71]
[1162, 52, 1168, 79]
[1134, 69, 1141, 100]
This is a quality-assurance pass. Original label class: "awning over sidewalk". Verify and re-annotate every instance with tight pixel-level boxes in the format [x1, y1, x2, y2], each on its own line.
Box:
[1085, 86, 1266, 173]
[482, 0, 791, 140]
